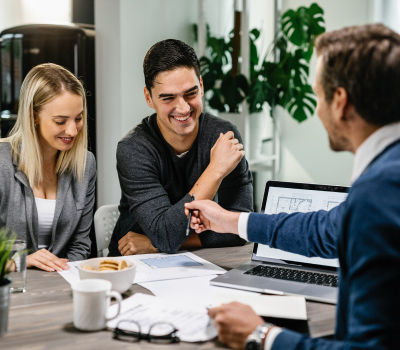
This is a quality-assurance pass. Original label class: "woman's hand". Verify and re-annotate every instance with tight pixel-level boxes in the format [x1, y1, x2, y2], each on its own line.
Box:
[27, 249, 69, 272]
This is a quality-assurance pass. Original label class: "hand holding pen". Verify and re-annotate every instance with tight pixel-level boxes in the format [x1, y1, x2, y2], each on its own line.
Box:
[186, 194, 195, 236]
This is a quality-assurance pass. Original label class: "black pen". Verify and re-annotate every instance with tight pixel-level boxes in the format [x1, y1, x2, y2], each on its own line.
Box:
[186, 194, 195, 236]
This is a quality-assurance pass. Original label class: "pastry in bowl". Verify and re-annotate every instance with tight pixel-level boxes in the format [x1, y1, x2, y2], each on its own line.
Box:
[77, 257, 136, 294]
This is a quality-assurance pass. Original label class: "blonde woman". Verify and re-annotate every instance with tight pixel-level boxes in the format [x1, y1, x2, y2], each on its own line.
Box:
[0, 63, 96, 272]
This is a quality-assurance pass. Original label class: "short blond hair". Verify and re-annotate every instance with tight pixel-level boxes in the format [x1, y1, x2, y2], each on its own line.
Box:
[3, 63, 88, 186]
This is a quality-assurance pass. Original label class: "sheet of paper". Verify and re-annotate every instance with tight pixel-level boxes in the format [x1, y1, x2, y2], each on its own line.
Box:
[107, 293, 217, 342]
[130, 252, 225, 283]
[58, 252, 225, 285]
[58, 261, 80, 285]
[212, 294, 307, 320]
[139, 275, 261, 308]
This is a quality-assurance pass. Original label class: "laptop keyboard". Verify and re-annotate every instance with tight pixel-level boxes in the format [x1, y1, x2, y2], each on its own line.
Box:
[244, 265, 339, 287]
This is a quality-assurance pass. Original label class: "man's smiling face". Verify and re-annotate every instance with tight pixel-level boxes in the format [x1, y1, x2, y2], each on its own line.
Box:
[144, 67, 204, 147]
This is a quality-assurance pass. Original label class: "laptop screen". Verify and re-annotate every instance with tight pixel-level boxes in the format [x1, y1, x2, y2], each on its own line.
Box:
[253, 181, 349, 269]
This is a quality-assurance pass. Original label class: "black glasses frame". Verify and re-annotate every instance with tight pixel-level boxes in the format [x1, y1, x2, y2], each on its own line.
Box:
[112, 320, 180, 344]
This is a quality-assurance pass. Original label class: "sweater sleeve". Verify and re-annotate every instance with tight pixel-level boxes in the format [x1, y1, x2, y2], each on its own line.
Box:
[198, 120, 253, 248]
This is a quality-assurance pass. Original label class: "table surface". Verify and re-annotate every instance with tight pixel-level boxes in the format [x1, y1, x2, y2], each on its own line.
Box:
[2, 244, 336, 350]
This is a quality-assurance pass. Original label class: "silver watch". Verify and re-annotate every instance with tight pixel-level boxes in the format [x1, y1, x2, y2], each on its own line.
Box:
[245, 323, 273, 350]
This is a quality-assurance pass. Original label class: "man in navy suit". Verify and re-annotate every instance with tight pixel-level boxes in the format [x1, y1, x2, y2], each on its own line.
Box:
[186, 24, 400, 350]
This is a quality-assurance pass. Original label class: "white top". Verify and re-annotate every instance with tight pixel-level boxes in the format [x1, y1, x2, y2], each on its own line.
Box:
[239, 122, 400, 349]
[35, 197, 56, 249]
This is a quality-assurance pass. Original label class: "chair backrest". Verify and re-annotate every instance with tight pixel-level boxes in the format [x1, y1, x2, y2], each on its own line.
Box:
[94, 204, 119, 257]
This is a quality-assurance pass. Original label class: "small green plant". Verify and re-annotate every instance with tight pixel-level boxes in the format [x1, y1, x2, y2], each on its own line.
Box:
[0, 228, 16, 282]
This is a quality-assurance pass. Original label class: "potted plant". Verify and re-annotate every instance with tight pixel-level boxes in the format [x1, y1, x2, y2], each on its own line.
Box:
[194, 3, 325, 160]
[248, 2, 326, 122]
[0, 228, 16, 337]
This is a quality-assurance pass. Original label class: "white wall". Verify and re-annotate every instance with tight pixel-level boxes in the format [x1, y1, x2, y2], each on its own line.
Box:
[0, 0, 71, 33]
[95, 0, 197, 207]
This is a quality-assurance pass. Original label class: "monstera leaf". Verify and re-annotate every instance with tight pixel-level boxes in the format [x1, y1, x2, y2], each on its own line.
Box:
[200, 57, 224, 92]
[285, 84, 317, 123]
[281, 3, 325, 61]
[220, 74, 249, 113]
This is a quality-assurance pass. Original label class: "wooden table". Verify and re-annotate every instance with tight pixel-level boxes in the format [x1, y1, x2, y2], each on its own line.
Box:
[2, 244, 336, 349]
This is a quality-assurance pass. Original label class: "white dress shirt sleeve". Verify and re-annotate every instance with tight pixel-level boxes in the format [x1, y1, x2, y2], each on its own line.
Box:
[238, 212, 250, 240]
[264, 327, 283, 350]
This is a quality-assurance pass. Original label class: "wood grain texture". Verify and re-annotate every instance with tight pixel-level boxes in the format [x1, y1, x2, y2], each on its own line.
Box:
[1, 245, 336, 349]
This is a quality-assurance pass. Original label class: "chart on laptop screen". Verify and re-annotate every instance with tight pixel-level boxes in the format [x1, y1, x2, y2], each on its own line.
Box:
[257, 185, 348, 268]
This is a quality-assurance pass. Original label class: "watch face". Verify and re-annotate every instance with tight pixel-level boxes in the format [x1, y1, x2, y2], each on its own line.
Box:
[245, 339, 260, 350]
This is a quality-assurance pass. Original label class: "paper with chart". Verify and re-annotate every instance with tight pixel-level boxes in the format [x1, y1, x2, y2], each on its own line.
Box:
[257, 186, 348, 268]
[107, 293, 217, 342]
[139, 275, 261, 308]
[131, 252, 225, 283]
[57, 252, 225, 285]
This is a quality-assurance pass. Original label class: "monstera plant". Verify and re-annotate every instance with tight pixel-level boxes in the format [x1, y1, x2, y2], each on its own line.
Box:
[194, 23, 249, 113]
[195, 2, 325, 122]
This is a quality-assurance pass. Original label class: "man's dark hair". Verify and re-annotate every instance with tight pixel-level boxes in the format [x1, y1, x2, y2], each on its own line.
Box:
[315, 23, 400, 126]
[143, 39, 201, 95]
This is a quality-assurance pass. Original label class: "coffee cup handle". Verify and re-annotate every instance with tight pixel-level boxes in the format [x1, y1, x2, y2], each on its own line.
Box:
[105, 291, 122, 321]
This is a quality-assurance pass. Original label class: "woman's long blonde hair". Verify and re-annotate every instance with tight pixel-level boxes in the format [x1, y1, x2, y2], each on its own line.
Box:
[4, 63, 88, 187]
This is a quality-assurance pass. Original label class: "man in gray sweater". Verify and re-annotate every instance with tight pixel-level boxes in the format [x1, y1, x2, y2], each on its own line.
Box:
[108, 39, 253, 256]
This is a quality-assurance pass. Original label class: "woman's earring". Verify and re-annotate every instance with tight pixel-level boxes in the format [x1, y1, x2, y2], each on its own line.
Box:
[35, 124, 38, 128]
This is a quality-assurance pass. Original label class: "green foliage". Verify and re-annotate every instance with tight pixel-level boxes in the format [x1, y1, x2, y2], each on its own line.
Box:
[194, 2, 325, 122]
[249, 2, 325, 122]
[0, 228, 16, 281]
[194, 24, 249, 113]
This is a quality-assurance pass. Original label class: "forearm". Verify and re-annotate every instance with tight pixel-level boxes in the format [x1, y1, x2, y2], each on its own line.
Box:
[189, 164, 223, 200]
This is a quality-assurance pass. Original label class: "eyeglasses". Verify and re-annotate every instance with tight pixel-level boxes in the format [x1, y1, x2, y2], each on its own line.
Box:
[112, 320, 180, 344]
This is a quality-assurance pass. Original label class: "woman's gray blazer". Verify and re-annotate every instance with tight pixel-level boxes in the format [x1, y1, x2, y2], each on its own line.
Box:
[0, 142, 96, 261]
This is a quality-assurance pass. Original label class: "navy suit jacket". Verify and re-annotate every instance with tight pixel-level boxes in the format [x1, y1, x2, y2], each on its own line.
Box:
[247, 141, 400, 349]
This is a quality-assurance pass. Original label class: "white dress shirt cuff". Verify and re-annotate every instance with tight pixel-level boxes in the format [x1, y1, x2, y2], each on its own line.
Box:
[264, 327, 283, 350]
[238, 212, 250, 241]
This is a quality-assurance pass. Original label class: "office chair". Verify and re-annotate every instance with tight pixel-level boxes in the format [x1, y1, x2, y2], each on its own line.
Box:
[94, 204, 119, 257]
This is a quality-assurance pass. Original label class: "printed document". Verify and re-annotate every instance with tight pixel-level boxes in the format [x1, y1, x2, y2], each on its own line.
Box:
[58, 252, 225, 285]
[139, 275, 261, 308]
[107, 293, 217, 342]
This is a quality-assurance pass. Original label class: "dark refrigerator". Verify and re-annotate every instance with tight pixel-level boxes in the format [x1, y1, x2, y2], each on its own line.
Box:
[0, 24, 98, 257]
[0, 23, 96, 155]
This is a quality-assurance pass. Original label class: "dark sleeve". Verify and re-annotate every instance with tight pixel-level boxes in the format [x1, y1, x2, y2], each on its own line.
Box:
[116, 140, 193, 254]
[271, 179, 400, 350]
[247, 202, 344, 259]
[198, 122, 253, 248]
[65, 153, 96, 261]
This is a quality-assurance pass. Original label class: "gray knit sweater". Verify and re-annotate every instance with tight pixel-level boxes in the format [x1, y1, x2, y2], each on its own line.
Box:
[108, 112, 253, 255]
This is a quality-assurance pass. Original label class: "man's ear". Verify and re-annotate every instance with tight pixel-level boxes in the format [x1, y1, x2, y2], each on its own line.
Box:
[332, 87, 349, 123]
[199, 75, 204, 97]
[144, 86, 154, 109]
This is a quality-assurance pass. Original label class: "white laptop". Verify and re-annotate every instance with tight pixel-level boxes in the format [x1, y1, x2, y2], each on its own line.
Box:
[210, 181, 349, 304]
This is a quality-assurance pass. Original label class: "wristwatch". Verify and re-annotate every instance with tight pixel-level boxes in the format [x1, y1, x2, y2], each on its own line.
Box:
[245, 323, 274, 350]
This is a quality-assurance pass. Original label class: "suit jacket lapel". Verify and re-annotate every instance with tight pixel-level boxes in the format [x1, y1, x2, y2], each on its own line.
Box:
[14, 169, 38, 251]
[49, 172, 72, 250]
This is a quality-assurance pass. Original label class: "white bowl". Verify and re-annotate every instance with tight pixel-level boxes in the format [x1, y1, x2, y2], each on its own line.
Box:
[77, 257, 136, 294]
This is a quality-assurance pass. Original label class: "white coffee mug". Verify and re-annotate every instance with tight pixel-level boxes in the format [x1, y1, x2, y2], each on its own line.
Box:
[72, 279, 122, 331]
